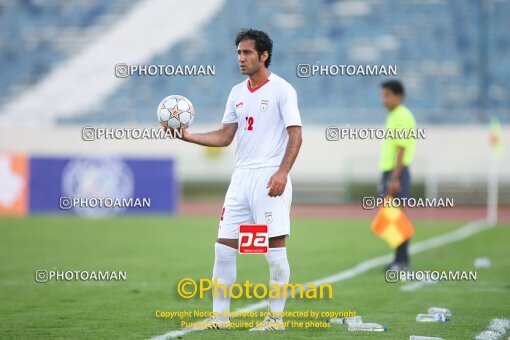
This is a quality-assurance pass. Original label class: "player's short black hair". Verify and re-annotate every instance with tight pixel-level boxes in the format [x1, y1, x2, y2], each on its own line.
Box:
[235, 29, 273, 68]
[381, 80, 405, 96]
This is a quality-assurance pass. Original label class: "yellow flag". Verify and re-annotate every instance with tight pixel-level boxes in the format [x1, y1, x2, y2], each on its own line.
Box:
[371, 197, 414, 248]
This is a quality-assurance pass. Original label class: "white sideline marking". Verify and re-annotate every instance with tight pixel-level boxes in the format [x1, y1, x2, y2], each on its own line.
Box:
[475, 318, 510, 340]
[152, 219, 494, 339]
[401, 279, 439, 291]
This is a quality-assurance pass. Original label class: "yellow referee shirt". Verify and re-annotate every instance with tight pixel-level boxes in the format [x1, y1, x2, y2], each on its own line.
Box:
[379, 105, 417, 172]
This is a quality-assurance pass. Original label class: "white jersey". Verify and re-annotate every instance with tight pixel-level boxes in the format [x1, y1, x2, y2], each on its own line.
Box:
[222, 73, 302, 168]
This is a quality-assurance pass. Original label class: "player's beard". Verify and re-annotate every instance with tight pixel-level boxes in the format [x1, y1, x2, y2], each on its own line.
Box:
[241, 66, 255, 76]
[241, 63, 261, 76]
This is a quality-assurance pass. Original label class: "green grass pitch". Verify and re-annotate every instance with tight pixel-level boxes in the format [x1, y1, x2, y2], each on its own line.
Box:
[0, 216, 509, 339]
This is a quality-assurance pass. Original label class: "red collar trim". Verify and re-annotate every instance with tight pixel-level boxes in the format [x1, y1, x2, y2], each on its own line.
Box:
[247, 78, 270, 93]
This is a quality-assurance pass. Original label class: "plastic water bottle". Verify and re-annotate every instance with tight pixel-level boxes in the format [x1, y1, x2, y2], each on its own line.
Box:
[326, 316, 362, 324]
[348, 322, 387, 332]
[416, 313, 450, 322]
[410, 336, 444, 340]
[473, 257, 491, 268]
[428, 307, 453, 316]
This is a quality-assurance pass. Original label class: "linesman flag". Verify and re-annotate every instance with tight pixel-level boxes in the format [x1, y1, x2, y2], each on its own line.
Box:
[371, 197, 414, 248]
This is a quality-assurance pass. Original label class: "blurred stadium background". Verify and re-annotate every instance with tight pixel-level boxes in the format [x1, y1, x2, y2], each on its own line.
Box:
[0, 0, 509, 213]
[0, 0, 509, 339]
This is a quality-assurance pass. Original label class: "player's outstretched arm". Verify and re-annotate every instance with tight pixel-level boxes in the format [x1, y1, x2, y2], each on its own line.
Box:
[267, 126, 303, 197]
[179, 123, 237, 147]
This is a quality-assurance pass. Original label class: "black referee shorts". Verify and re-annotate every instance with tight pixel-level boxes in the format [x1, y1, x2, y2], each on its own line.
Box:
[380, 166, 410, 200]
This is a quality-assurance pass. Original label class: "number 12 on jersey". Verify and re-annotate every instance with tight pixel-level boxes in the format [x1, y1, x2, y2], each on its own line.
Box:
[244, 116, 254, 131]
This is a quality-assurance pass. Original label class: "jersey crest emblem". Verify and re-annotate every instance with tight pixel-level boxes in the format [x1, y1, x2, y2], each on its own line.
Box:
[260, 100, 269, 112]
[264, 211, 273, 224]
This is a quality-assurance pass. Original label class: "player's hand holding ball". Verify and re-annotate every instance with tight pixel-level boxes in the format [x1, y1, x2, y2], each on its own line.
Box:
[157, 94, 195, 141]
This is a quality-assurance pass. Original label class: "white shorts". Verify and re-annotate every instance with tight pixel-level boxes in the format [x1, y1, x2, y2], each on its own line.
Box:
[218, 166, 292, 239]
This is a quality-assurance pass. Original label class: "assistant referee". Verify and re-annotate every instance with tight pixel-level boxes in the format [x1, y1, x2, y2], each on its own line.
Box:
[379, 80, 417, 271]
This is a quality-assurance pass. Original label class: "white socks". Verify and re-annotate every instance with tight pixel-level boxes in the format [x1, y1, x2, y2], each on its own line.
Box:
[212, 242, 237, 320]
[265, 247, 291, 318]
[211, 244, 290, 321]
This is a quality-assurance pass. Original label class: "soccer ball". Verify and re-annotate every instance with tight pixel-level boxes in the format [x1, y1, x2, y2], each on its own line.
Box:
[157, 95, 195, 129]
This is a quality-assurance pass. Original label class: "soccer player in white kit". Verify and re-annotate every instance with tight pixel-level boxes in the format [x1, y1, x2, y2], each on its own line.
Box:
[178, 29, 302, 331]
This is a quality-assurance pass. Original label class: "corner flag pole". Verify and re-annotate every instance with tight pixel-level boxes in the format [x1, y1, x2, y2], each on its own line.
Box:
[487, 118, 503, 224]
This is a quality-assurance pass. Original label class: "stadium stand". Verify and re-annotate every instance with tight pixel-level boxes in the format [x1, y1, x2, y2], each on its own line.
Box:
[0, 0, 508, 125]
[0, 0, 138, 106]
